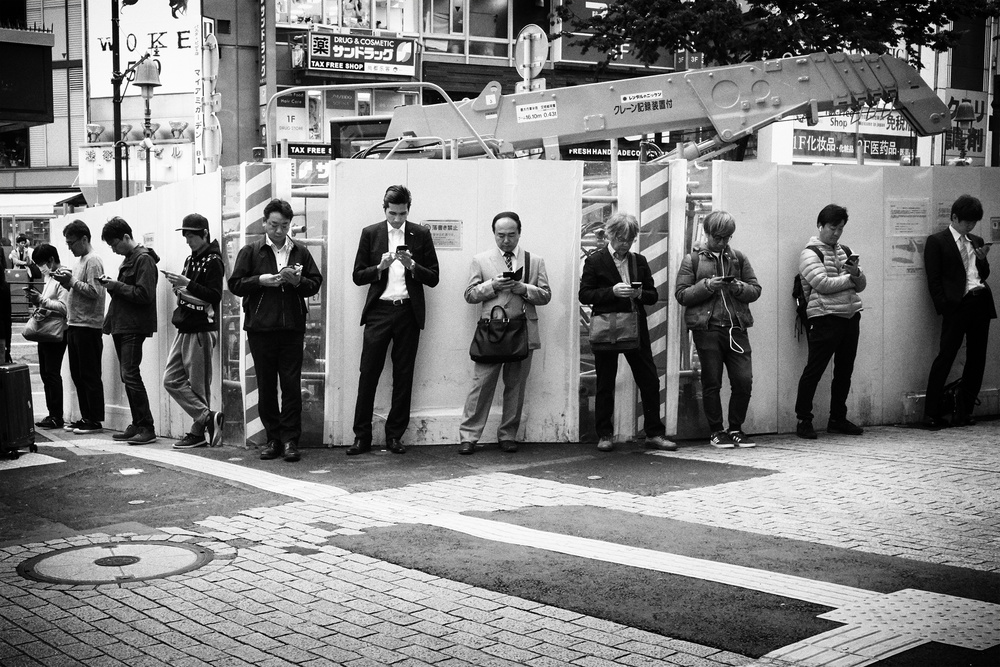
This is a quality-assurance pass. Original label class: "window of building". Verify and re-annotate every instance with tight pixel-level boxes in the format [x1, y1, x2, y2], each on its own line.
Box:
[278, 0, 417, 32]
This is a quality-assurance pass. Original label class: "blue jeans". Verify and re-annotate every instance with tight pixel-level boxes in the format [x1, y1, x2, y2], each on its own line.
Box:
[692, 327, 753, 432]
[113, 333, 154, 429]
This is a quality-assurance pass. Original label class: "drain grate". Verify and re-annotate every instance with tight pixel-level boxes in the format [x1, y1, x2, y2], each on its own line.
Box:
[18, 541, 214, 586]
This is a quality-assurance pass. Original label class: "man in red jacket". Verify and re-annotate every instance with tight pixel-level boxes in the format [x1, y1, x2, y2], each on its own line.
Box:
[228, 199, 323, 462]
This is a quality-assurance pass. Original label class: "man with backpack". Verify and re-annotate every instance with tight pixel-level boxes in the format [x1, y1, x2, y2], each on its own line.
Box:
[794, 204, 866, 439]
[675, 211, 762, 448]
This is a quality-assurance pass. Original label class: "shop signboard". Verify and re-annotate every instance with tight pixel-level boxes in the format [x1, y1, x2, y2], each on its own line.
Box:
[308, 31, 415, 77]
[791, 107, 915, 163]
[943, 89, 988, 165]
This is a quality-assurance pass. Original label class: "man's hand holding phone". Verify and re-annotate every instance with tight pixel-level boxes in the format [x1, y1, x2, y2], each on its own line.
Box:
[161, 269, 190, 289]
[707, 275, 736, 292]
[52, 268, 72, 287]
[395, 245, 414, 270]
[844, 254, 861, 277]
[278, 263, 303, 286]
[974, 242, 992, 260]
[612, 281, 640, 298]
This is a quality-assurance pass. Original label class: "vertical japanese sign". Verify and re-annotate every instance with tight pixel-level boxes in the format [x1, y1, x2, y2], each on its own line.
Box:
[943, 89, 989, 165]
[308, 32, 415, 77]
[88, 0, 203, 98]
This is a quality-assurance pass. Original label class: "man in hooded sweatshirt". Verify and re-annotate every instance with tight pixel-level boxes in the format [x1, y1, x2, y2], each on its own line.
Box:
[162, 213, 226, 449]
[100, 216, 159, 445]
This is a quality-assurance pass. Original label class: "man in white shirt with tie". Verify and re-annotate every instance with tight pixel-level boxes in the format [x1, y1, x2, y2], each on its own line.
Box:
[348, 185, 440, 455]
[458, 211, 551, 454]
[923, 194, 995, 428]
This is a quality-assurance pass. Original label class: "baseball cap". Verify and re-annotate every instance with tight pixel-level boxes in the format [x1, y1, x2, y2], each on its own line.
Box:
[176, 215, 209, 232]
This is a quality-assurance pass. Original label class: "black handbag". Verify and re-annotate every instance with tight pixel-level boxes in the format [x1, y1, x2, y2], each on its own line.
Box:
[589, 253, 640, 351]
[469, 252, 531, 364]
[469, 305, 529, 364]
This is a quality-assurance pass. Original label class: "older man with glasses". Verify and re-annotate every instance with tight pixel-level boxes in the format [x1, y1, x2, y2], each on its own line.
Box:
[53, 220, 107, 434]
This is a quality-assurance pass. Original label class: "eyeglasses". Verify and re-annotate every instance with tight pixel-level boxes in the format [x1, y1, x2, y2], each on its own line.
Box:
[711, 233, 733, 243]
[65, 237, 82, 249]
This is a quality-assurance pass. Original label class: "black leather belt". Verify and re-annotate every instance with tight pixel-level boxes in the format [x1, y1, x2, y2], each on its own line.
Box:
[967, 287, 987, 297]
[380, 298, 410, 306]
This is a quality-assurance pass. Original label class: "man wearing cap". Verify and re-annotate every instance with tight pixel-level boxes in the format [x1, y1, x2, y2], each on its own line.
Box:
[162, 213, 226, 449]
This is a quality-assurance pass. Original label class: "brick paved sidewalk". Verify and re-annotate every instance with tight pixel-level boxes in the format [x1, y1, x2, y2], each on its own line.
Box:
[0, 423, 997, 666]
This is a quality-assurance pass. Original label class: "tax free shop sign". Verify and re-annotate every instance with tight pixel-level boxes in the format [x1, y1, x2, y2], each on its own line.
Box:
[308, 32, 415, 77]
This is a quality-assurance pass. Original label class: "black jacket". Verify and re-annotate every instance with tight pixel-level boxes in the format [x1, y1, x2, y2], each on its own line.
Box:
[352, 221, 439, 329]
[228, 237, 323, 333]
[925, 228, 996, 318]
[103, 245, 160, 336]
[171, 239, 225, 333]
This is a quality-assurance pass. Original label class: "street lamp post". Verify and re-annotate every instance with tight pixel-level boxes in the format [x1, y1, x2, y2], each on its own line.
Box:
[133, 59, 161, 191]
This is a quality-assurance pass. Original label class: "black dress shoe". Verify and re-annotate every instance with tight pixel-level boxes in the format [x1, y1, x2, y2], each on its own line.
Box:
[260, 440, 283, 460]
[459, 441, 475, 455]
[387, 437, 407, 454]
[499, 440, 518, 453]
[283, 441, 300, 462]
[922, 416, 949, 430]
[346, 439, 372, 456]
[952, 414, 977, 427]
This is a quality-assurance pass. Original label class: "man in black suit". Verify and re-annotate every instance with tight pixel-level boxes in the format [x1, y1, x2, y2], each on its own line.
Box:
[923, 194, 995, 428]
[348, 185, 440, 455]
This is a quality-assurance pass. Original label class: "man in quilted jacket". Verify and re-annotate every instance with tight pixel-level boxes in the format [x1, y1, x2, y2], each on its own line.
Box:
[794, 204, 867, 439]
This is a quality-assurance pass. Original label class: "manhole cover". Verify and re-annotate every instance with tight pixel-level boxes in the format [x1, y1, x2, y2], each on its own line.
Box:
[18, 541, 214, 585]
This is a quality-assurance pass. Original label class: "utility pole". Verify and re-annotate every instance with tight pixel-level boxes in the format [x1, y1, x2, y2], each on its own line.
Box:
[111, 0, 123, 200]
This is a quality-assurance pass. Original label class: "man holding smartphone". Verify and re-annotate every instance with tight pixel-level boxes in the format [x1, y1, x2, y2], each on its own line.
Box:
[794, 204, 866, 439]
[348, 185, 440, 455]
[675, 211, 762, 448]
[229, 199, 323, 462]
[100, 217, 160, 445]
[458, 211, 551, 454]
[922, 194, 995, 428]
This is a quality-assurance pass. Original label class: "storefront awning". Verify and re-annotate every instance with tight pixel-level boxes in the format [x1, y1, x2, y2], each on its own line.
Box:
[0, 191, 81, 216]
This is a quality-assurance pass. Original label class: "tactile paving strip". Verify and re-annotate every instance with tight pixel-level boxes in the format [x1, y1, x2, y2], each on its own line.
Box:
[0, 453, 63, 471]
[820, 588, 1000, 650]
[18, 540, 214, 586]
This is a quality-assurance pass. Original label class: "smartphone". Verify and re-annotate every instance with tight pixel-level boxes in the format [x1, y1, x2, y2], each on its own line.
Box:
[396, 245, 409, 254]
[630, 281, 643, 289]
[846, 254, 860, 265]
[98, 274, 111, 283]
[720, 275, 736, 283]
[984, 242, 994, 247]
[503, 271, 516, 279]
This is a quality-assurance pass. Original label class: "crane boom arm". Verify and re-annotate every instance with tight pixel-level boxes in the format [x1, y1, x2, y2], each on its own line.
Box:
[386, 52, 949, 158]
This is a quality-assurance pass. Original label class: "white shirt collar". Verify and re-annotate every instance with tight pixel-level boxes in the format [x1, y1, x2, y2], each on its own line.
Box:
[265, 234, 290, 253]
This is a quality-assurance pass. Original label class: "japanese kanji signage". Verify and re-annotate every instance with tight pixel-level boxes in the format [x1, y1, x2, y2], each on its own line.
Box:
[943, 89, 988, 165]
[308, 32, 415, 77]
[791, 107, 916, 163]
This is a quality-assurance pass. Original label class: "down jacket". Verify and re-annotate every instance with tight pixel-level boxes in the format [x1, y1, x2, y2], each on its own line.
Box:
[800, 237, 865, 319]
[674, 244, 761, 330]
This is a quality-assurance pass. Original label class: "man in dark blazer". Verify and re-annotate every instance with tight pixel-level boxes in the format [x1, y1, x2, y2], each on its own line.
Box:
[348, 185, 440, 455]
[579, 212, 674, 452]
[923, 194, 995, 428]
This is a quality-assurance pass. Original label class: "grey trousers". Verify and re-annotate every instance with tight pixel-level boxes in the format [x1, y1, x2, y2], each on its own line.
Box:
[459, 351, 533, 443]
[163, 331, 216, 434]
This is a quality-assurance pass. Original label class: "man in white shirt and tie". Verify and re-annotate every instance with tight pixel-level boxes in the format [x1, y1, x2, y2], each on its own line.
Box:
[923, 194, 995, 428]
[348, 185, 440, 455]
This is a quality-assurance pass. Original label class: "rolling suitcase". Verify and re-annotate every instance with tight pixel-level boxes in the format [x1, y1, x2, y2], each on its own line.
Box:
[0, 363, 36, 459]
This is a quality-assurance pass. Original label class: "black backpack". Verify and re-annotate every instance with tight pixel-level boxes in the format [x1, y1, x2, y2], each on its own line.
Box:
[793, 244, 850, 340]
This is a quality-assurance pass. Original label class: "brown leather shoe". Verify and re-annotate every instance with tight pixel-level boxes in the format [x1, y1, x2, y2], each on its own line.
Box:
[387, 437, 407, 454]
[346, 439, 372, 455]
[458, 441, 475, 455]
